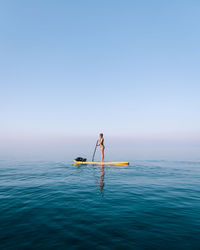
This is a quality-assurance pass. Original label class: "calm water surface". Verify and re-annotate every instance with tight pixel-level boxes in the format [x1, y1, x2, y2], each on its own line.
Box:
[0, 160, 200, 249]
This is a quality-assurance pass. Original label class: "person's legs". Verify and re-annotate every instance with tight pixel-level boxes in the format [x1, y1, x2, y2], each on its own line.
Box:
[101, 146, 104, 162]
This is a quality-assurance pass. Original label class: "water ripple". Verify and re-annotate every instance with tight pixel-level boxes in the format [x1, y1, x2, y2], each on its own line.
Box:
[0, 160, 200, 249]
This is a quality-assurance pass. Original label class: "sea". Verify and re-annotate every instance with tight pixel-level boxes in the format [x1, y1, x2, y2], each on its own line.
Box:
[0, 160, 200, 250]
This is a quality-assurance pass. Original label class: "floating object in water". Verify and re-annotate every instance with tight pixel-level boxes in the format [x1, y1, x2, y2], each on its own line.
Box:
[74, 160, 129, 166]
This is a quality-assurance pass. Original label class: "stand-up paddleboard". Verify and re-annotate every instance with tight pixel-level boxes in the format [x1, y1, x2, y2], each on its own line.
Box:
[74, 160, 129, 166]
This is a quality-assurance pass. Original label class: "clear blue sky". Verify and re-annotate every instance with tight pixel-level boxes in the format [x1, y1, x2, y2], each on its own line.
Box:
[0, 0, 200, 160]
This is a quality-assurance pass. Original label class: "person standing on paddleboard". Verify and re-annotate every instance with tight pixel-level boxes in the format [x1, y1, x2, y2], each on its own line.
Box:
[97, 133, 105, 162]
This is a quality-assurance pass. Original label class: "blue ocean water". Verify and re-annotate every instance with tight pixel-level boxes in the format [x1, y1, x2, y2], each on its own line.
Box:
[0, 160, 200, 250]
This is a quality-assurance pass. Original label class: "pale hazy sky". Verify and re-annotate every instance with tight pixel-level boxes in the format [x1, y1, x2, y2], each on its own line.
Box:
[1, 1, 200, 160]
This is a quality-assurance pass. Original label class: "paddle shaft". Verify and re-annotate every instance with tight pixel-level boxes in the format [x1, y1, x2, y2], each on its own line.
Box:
[92, 140, 98, 161]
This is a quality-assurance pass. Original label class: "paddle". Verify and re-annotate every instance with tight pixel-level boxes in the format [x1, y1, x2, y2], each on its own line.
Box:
[92, 140, 98, 161]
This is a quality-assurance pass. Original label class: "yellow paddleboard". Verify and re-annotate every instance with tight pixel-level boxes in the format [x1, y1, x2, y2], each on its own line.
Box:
[74, 160, 129, 166]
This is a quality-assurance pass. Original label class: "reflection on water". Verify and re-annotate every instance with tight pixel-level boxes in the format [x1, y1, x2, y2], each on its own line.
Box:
[99, 165, 105, 196]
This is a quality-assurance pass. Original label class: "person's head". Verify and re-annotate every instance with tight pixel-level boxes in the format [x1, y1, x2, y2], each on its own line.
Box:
[99, 133, 103, 138]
